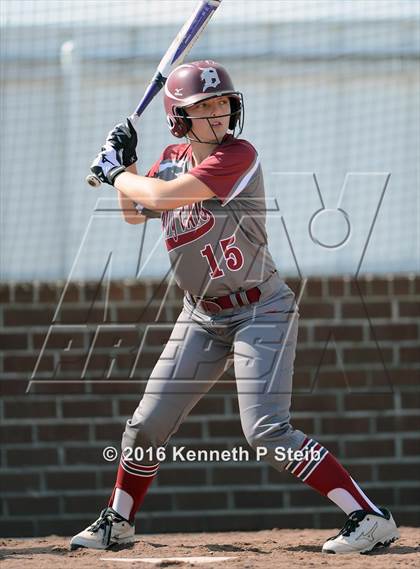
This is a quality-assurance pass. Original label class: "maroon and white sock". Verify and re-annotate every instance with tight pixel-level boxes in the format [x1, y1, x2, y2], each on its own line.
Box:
[285, 437, 382, 516]
[108, 454, 159, 522]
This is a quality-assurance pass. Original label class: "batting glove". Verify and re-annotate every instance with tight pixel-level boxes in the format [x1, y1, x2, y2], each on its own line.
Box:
[90, 118, 138, 186]
[90, 144, 126, 186]
[105, 118, 138, 167]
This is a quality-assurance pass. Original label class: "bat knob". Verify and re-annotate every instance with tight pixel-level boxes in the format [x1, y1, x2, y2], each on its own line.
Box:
[86, 174, 101, 188]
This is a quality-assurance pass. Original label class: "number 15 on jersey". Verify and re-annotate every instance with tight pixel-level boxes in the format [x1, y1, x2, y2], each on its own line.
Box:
[200, 233, 244, 279]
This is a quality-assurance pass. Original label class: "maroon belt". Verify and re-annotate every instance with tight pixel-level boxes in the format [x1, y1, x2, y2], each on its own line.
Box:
[193, 286, 262, 314]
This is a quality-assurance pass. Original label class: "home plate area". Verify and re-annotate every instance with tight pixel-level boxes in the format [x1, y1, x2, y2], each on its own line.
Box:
[1, 528, 419, 568]
[101, 556, 236, 565]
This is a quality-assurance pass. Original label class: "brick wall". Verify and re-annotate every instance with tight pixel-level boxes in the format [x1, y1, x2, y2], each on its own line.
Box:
[0, 275, 419, 537]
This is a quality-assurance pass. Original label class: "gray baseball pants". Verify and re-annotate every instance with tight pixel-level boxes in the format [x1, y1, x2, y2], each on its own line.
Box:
[121, 273, 306, 470]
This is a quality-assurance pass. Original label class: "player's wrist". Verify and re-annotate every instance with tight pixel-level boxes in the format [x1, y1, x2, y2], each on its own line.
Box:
[108, 166, 127, 186]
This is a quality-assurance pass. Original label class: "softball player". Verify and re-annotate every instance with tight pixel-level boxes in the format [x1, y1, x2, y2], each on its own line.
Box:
[70, 61, 399, 554]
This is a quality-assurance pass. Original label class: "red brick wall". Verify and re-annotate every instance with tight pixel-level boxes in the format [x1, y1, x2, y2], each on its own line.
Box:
[0, 275, 419, 537]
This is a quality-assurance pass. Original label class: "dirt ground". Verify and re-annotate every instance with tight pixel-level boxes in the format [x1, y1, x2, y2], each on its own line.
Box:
[1, 528, 419, 568]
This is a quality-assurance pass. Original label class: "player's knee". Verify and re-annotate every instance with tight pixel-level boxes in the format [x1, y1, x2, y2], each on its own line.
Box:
[121, 404, 172, 463]
[243, 416, 288, 448]
[243, 419, 306, 466]
[122, 421, 163, 449]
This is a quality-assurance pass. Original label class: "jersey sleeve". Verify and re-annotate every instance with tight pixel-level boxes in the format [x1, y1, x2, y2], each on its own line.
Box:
[188, 140, 259, 205]
[145, 152, 164, 178]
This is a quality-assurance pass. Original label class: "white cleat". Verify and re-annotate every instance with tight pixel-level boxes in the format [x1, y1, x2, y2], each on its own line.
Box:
[69, 507, 135, 550]
[322, 508, 400, 554]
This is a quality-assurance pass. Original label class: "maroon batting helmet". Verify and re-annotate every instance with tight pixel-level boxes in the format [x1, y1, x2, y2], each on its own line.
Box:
[164, 60, 244, 138]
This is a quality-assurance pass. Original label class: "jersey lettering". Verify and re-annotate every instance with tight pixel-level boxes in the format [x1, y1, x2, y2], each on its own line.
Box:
[200, 233, 244, 280]
[200, 244, 225, 279]
[220, 234, 244, 271]
[162, 203, 215, 251]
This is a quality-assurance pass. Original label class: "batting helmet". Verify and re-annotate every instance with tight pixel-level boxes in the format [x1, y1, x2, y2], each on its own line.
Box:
[164, 60, 244, 138]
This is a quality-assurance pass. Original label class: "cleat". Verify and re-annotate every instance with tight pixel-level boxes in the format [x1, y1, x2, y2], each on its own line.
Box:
[69, 507, 135, 550]
[322, 507, 399, 554]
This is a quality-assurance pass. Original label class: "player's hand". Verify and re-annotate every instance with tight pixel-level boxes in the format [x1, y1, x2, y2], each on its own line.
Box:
[90, 118, 137, 186]
[90, 144, 126, 186]
[105, 118, 138, 167]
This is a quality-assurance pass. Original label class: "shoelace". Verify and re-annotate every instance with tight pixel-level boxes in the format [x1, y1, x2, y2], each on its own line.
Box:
[89, 508, 123, 546]
[327, 510, 367, 540]
[339, 513, 363, 537]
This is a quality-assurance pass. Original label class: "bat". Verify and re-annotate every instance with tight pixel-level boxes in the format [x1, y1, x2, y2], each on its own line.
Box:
[86, 0, 222, 187]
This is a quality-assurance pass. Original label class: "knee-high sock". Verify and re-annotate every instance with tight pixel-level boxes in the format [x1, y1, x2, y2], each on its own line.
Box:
[285, 437, 382, 516]
[108, 454, 159, 522]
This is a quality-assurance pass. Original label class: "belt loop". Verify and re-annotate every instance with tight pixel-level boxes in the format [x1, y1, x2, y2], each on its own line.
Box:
[235, 292, 244, 306]
[229, 292, 239, 307]
[239, 291, 249, 305]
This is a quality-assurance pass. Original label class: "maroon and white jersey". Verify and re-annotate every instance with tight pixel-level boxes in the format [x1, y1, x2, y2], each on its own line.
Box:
[143, 134, 278, 297]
